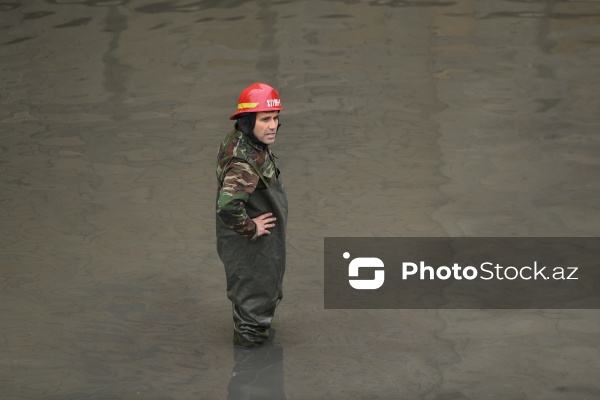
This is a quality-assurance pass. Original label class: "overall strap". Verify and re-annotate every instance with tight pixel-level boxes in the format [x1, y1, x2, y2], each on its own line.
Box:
[268, 148, 280, 179]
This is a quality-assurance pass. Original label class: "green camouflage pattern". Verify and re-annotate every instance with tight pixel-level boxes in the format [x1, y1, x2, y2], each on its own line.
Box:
[216, 129, 278, 238]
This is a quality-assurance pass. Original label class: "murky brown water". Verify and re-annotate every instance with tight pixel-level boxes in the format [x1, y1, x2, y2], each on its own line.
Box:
[1, 0, 599, 399]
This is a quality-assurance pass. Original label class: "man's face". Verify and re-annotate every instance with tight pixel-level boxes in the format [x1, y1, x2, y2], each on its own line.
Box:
[252, 111, 280, 145]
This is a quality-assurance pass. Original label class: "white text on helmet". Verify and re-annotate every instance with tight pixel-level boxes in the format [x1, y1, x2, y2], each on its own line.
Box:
[266, 99, 281, 107]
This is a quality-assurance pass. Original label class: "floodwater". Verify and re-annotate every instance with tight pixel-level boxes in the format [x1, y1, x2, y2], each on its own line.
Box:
[1, 0, 599, 399]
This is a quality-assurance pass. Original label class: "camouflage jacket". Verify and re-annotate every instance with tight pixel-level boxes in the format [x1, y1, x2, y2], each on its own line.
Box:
[216, 128, 279, 239]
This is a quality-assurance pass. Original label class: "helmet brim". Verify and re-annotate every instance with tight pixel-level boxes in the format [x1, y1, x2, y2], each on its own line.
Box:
[229, 107, 284, 120]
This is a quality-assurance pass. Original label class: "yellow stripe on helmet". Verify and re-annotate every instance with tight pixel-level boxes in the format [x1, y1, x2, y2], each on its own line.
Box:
[238, 102, 259, 110]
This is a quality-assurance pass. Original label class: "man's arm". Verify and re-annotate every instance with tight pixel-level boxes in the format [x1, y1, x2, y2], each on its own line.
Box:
[216, 161, 277, 240]
[217, 161, 260, 238]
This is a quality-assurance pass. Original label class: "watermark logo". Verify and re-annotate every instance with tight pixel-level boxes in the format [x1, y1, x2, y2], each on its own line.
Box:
[325, 238, 600, 309]
[345, 252, 385, 290]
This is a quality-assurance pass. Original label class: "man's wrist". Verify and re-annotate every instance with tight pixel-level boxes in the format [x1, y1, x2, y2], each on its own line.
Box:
[248, 220, 258, 240]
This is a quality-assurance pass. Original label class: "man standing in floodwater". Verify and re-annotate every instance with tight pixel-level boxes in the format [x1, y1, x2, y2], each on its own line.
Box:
[215, 82, 288, 348]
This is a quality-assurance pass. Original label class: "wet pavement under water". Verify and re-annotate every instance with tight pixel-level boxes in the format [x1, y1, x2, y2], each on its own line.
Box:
[1, 0, 600, 399]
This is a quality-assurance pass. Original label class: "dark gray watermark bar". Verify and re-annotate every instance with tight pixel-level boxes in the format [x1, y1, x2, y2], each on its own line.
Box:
[324, 237, 600, 309]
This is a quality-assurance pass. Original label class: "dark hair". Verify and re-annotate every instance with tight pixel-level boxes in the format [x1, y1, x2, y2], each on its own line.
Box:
[235, 113, 256, 136]
[235, 113, 263, 145]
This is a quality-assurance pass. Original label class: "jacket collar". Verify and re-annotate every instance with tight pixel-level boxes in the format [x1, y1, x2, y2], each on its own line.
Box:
[235, 128, 267, 152]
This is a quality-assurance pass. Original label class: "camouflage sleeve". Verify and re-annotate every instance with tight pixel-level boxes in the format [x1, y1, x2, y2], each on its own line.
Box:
[216, 160, 260, 239]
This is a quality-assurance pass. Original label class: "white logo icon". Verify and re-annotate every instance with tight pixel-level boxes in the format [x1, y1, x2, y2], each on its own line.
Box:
[345, 252, 385, 290]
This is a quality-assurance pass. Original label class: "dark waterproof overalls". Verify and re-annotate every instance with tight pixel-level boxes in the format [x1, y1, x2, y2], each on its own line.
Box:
[216, 161, 288, 347]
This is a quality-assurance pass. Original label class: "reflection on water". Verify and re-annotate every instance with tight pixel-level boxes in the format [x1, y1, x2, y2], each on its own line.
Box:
[228, 330, 286, 400]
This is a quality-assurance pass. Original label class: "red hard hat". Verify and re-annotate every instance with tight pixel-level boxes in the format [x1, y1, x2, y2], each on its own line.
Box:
[229, 82, 284, 120]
